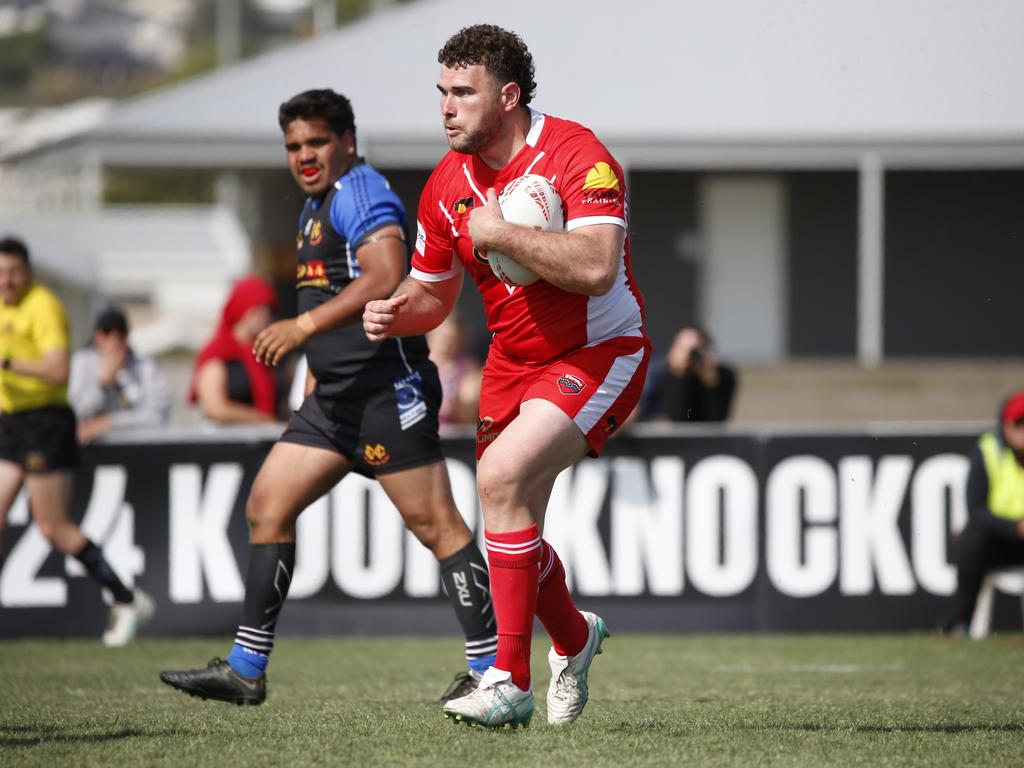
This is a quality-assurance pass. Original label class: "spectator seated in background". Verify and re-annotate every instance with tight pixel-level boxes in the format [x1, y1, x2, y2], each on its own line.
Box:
[951, 391, 1024, 632]
[426, 313, 482, 426]
[639, 325, 737, 422]
[189, 276, 281, 424]
[69, 307, 172, 443]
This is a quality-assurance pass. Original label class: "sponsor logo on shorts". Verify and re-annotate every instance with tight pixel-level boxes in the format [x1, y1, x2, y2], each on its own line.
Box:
[472, 247, 488, 265]
[297, 259, 328, 288]
[604, 415, 619, 435]
[363, 443, 390, 466]
[557, 374, 586, 396]
[394, 370, 427, 431]
[309, 219, 324, 246]
[25, 451, 47, 472]
[476, 416, 500, 445]
[453, 196, 475, 215]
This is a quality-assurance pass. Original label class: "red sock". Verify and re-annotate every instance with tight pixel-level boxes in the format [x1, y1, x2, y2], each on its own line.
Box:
[536, 540, 589, 657]
[485, 525, 541, 691]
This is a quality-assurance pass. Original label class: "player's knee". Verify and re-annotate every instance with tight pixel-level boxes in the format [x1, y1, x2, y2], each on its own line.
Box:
[35, 517, 76, 551]
[404, 507, 442, 548]
[245, 483, 289, 539]
[476, 453, 522, 510]
[33, 517, 59, 543]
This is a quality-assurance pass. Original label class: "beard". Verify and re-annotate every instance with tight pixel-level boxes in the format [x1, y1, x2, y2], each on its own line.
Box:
[446, 110, 502, 155]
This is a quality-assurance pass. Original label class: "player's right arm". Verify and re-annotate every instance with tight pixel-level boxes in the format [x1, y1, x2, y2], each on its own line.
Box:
[363, 273, 461, 341]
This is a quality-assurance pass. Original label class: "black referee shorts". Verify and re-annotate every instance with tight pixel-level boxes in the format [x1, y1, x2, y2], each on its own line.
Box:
[0, 405, 79, 473]
[280, 362, 445, 478]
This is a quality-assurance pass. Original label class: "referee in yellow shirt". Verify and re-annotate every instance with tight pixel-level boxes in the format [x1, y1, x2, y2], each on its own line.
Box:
[0, 236, 153, 645]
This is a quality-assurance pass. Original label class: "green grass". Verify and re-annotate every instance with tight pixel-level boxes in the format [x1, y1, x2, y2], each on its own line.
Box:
[2, 634, 1023, 767]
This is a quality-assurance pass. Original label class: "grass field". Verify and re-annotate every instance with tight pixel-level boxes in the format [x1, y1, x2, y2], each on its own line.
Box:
[2, 633, 1023, 767]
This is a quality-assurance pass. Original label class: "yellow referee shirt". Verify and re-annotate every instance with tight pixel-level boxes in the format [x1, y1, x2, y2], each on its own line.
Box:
[0, 282, 70, 413]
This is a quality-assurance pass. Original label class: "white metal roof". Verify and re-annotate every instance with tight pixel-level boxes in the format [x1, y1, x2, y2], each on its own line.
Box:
[0, 217, 96, 288]
[15, 0, 1024, 169]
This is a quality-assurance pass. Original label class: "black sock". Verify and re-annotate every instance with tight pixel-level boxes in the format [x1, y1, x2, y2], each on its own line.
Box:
[228, 542, 295, 675]
[439, 541, 497, 673]
[74, 540, 133, 604]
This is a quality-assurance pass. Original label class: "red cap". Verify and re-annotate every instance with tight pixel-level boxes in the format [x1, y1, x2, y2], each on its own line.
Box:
[1002, 392, 1024, 424]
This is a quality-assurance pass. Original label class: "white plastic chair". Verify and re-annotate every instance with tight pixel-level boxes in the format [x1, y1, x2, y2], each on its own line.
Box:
[969, 568, 1024, 639]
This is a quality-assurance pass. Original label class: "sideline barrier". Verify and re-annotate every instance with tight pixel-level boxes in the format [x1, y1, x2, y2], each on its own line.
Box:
[2, 423, 1018, 638]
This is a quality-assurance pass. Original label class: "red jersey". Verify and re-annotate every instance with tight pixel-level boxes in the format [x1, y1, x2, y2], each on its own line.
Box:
[410, 111, 646, 364]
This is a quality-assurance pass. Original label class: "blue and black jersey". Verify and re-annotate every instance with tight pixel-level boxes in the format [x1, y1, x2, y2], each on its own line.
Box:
[296, 159, 429, 393]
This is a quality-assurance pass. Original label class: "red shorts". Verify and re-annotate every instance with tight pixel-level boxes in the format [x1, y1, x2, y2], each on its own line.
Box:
[476, 334, 651, 459]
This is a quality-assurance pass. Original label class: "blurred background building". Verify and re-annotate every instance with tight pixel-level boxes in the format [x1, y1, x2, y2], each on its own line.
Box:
[1, 0, 1021, 423]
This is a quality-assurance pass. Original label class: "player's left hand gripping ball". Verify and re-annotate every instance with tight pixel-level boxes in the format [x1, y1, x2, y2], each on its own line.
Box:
[481, 175, 564, 287]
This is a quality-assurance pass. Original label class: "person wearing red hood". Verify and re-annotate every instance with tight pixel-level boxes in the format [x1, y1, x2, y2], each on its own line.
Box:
[953, 391, 1024, 630]
[190, 276, 280, 423]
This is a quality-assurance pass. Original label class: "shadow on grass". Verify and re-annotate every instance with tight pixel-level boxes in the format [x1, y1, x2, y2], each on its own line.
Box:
[609, 721, 1024, 736]
[0, 723, 187, 748]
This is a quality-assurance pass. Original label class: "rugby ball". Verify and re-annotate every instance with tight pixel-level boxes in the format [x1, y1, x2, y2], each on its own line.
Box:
[487, 174, 564, 286]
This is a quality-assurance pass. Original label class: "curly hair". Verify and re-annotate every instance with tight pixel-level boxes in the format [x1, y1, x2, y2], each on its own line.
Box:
[438, 25, 537, 107]
[278, 89, 356, 141]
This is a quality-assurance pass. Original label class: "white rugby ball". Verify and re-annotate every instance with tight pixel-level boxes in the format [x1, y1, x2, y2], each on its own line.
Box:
[487, 174, 563, 286]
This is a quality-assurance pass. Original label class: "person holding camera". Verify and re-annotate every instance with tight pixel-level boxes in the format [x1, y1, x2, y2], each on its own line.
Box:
[642, 325, 737, 422]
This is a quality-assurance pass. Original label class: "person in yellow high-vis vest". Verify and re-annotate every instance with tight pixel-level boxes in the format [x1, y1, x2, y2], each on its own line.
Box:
[0, 236, 153, 645]
[954, 391, 1024, 628]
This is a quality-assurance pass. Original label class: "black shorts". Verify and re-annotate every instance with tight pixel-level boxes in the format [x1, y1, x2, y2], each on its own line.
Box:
[280, 362, 445, 478]
[0, 405, 79, 472]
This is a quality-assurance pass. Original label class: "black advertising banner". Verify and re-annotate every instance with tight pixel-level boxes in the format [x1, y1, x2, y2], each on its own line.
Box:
[1, 427, 1013, 638]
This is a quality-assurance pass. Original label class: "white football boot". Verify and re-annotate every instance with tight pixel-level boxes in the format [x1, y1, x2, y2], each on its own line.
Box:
[103, 588, 155, 647]
[443, 666, 534, 728]
[546, 611, 610, 725]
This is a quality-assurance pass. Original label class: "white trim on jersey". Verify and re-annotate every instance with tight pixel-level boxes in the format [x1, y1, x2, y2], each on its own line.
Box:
[436, 200, 459, 237]
[567, 215, 626, 231]
[461, 163, 487, 204]
[525, 109, 546, 147]
[573, 345, 647, 436]
[522, 150, 546, 177]
[586, 256, 644, 345]
[410, 264, 462, 283]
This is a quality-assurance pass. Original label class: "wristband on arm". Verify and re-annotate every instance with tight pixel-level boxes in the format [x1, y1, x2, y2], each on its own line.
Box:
[296, 312, 318, 335]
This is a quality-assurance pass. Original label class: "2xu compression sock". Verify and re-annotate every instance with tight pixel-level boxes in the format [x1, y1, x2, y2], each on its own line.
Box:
[439, 540, 498, 675]
[227, 543, 295, 678]
[74, 540, 133, 604]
